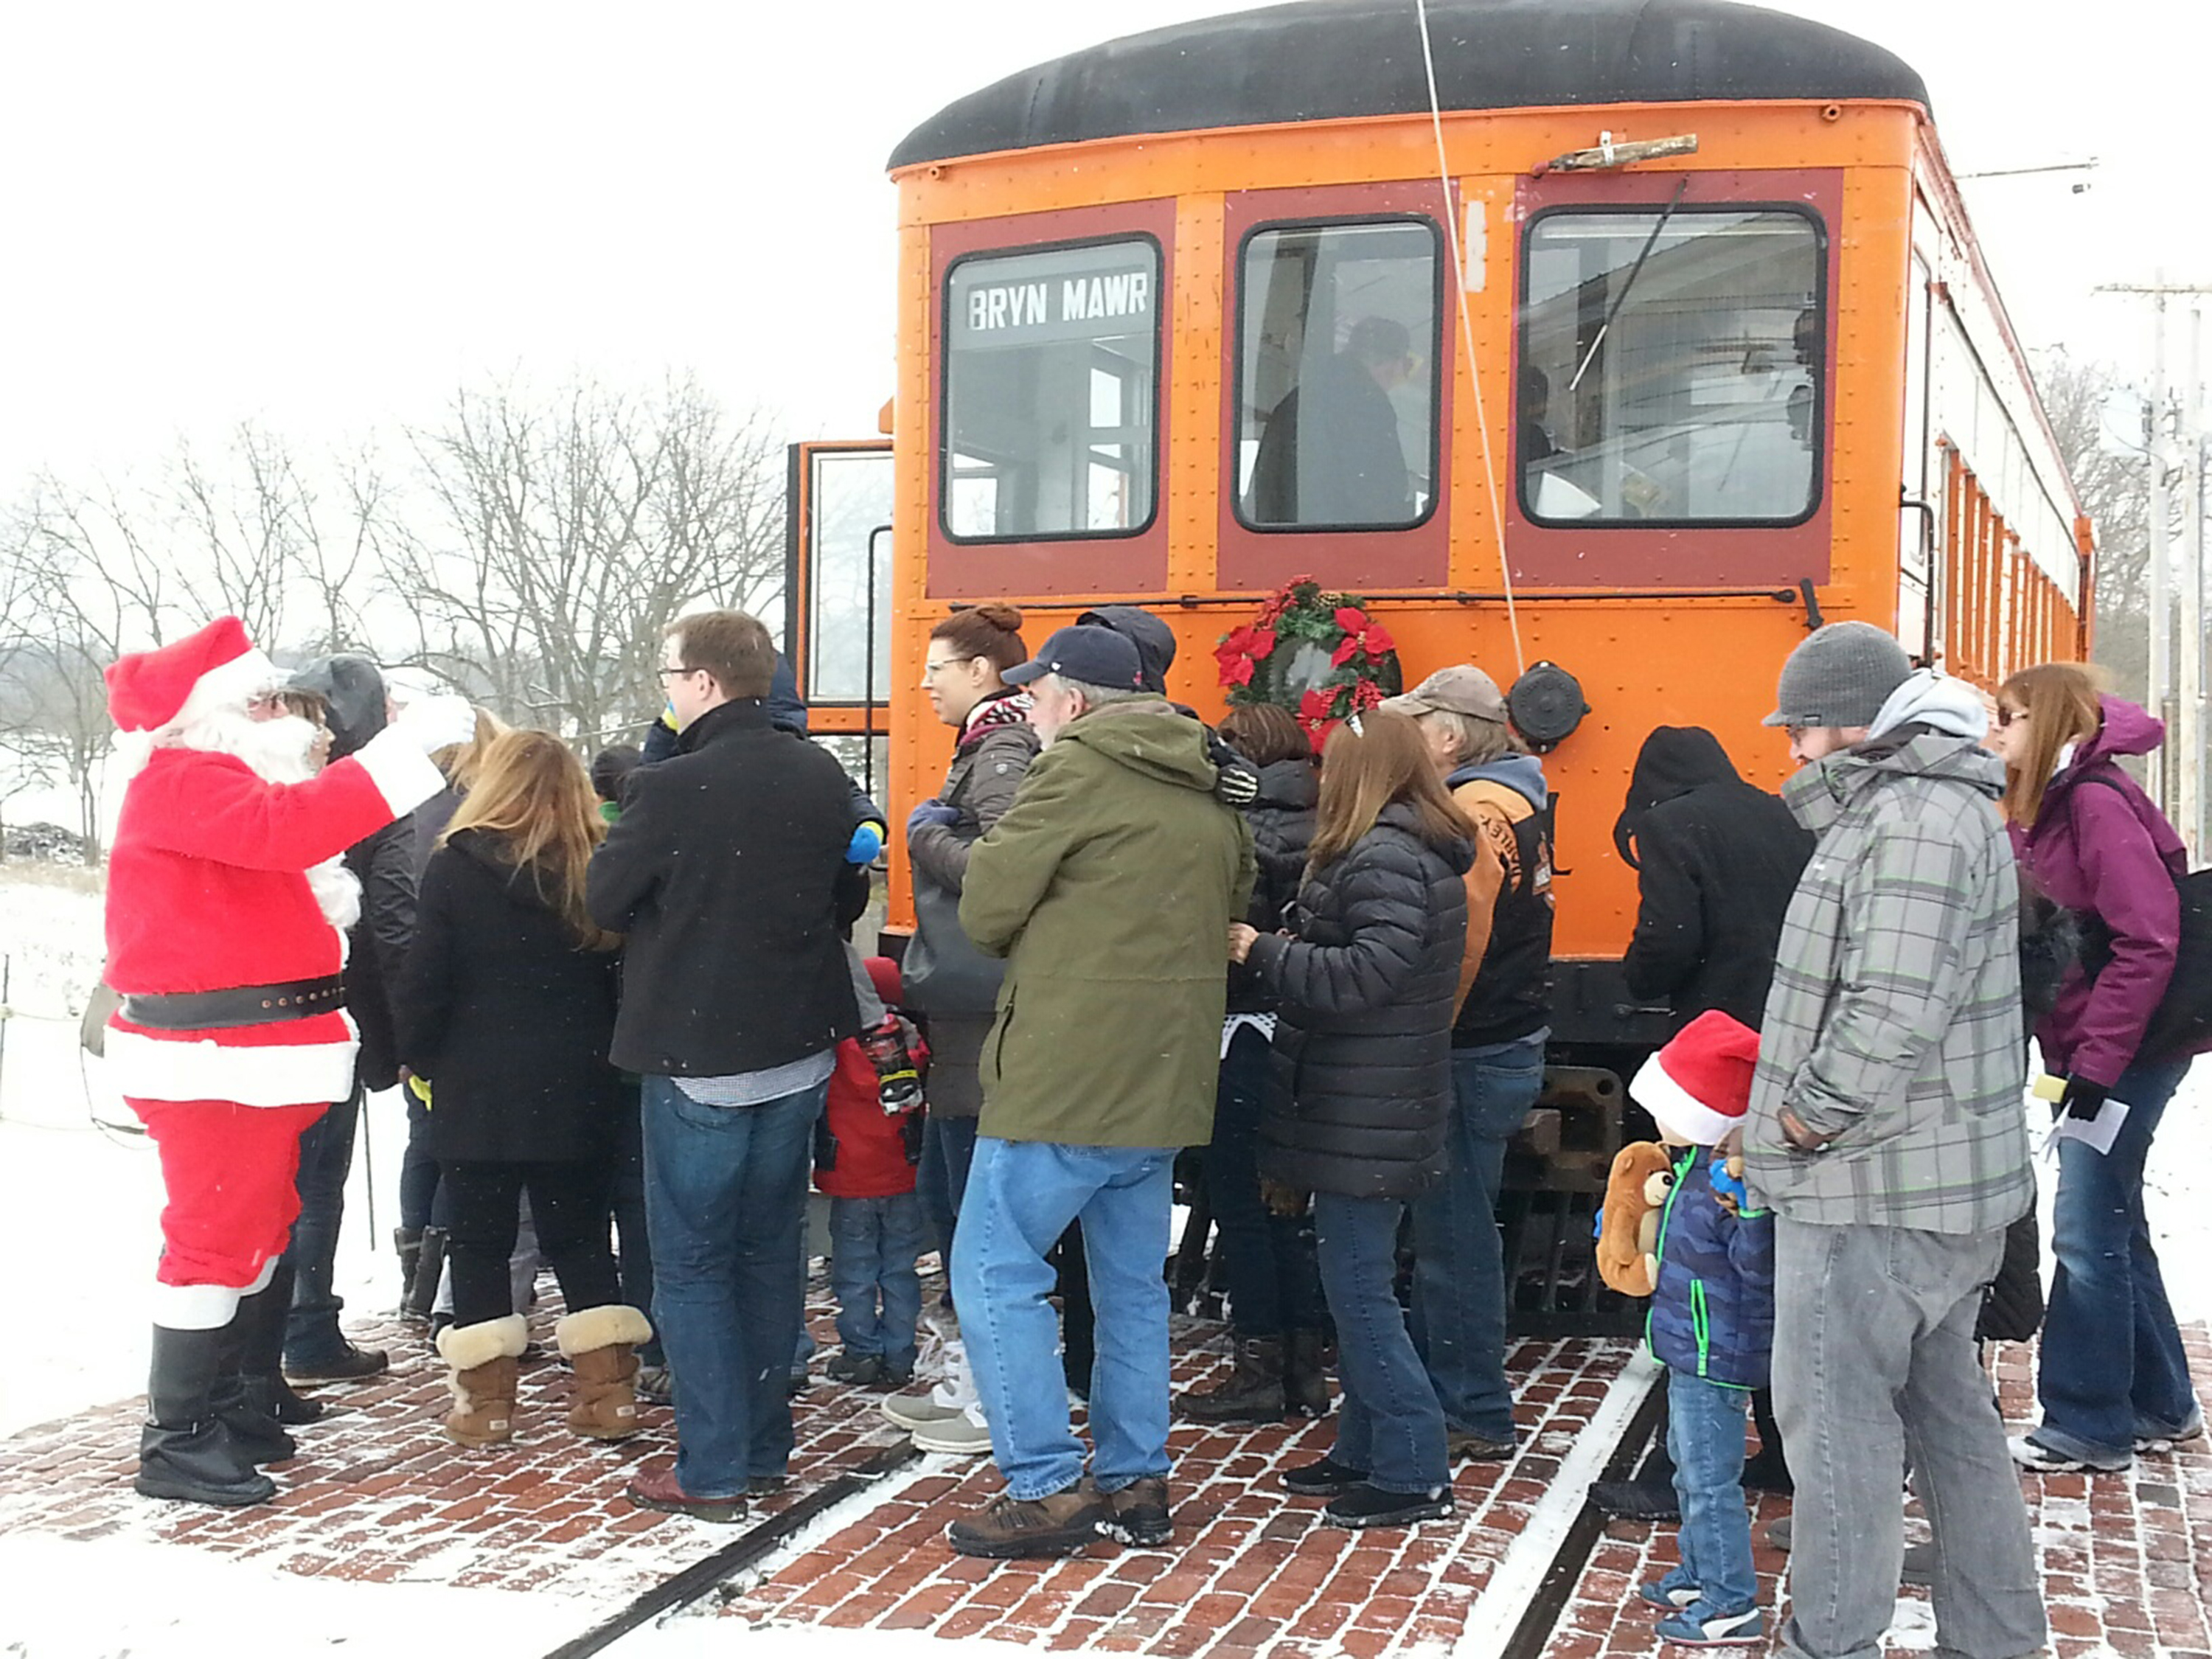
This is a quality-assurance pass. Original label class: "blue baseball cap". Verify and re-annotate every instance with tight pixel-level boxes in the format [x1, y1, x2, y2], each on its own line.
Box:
[1002, 625, 1147, 692]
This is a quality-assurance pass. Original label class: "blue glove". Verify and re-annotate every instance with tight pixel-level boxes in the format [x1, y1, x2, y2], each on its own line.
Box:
[846, 822, 886, 866]
[907, 800, 960, 838]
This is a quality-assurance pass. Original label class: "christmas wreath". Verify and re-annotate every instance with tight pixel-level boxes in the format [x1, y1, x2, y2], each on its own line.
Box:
[1215, 576, 1403, 745]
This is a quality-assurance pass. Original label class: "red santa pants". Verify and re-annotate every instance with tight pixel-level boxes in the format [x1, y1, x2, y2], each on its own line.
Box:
[128, 1097, 328, 1327]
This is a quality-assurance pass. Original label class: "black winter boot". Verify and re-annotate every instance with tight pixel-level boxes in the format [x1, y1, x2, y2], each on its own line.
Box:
[394, 1227, 425, 1311]
[1178, 1335, 1286, 1423]
[137, 1323, 277, 1506]
[404, 1228, 448, 1321]
[240, 1263, 322, 1425]
[1284, 1328, 1332, 1419]
[213, 1278, 296, 1464]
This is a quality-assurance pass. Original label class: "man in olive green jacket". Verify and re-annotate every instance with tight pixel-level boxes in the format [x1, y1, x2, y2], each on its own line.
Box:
[945, 626, 1253, 1559]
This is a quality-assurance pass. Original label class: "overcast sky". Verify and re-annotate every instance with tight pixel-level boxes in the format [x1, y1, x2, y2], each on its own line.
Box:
[3, 0, 2209, 487]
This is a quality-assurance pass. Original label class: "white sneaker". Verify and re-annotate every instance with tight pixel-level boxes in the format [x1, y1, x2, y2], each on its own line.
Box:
[911, 1402, 993, 1455]
[883, 1389, 967, 1430]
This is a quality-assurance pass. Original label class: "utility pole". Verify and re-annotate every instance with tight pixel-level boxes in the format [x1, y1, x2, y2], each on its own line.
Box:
[2097, 275, 2212, 823]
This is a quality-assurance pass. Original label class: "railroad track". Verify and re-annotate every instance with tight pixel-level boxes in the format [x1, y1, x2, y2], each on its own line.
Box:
[542, 1354, 1663, 1659]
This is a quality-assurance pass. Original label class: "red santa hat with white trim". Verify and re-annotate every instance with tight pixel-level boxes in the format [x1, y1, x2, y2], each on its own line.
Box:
[1630, 1009, 1761, 1146]
[105, 616, 280, 735]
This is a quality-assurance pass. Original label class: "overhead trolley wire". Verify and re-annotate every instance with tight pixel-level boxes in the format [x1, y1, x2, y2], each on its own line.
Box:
[1415, 0, 1528, 678]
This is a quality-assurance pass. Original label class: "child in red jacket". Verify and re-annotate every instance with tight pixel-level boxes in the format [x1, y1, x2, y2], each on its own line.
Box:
[816, 958, 929, 1386]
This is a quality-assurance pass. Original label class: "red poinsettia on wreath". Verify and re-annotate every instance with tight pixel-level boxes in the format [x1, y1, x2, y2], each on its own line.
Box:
[1217, 577, 1403, 745]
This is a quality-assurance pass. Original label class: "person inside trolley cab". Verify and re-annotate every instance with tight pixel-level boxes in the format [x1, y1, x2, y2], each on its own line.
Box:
[1246, 316, 1417, 526]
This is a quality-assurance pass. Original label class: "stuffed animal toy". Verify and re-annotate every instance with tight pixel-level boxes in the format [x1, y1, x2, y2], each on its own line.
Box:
[1596, 1140, 1676, 1297]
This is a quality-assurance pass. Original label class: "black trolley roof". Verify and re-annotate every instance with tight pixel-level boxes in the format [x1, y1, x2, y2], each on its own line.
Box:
[889, 0, 1928, 169]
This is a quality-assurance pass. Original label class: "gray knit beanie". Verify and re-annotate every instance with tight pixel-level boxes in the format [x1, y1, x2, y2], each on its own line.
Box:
[1763, 622, 1912, 729]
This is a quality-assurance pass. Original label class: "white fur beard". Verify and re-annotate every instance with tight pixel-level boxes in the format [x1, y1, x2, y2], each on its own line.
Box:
[307, 858, 362, 933]
[167, 707, 321, 784]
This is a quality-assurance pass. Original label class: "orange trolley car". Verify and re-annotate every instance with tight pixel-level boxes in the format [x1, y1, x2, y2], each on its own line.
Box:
[786, 0, 2090, 1326]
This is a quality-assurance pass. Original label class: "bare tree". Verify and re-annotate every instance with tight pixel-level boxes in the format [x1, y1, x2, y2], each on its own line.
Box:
[2033, 349, 2166, 702]
[380, 374, 787, 743]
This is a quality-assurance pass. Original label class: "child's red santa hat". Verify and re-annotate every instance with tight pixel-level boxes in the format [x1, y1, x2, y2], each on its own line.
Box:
[105, 616, 280, 736]
[1630, 1009, 1760, 1145]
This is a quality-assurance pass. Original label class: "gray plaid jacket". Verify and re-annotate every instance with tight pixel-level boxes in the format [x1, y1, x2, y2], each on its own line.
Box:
[1745, 730, 2033, 1234]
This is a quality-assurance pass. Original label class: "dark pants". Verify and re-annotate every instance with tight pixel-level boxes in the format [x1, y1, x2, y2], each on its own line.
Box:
[610, 1084, 662, 1363]
[282, 1082, 364, 1366]
[1205, 1024, 1324, 1335]
[919, 1113, 978, 1261]
[442, 1159, 622, 1330]
[398, 1088, 440, 1232]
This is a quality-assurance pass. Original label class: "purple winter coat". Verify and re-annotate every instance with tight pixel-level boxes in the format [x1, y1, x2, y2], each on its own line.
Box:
[2009, 696, 2188, 1087]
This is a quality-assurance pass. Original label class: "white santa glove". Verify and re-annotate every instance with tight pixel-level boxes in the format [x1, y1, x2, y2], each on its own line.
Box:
[392, 694, 477, 757]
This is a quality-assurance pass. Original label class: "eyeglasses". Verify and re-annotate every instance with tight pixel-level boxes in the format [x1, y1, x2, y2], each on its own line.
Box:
[1995, 706, 2024, 728]
[922, 655, 981, 677]
[656, 665, 702, 681]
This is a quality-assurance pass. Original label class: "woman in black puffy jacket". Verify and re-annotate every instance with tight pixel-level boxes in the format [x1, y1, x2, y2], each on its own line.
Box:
[1183, 703, 1327, 1425]
[1231, 708, 1475, 1529]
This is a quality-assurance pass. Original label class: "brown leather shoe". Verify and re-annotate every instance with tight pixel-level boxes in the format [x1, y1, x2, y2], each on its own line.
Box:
[435, 1315, 528, 1447]
[556, 1305, 653, 1441]
[1097, 1475, 1172, 1547]
[625, 1464, 748, 1524]
[947, 1483, 1107, 1559]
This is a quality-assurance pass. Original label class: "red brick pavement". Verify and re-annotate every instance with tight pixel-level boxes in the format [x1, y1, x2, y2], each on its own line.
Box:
[1540, 1329, 2212, 1659]
[11, 1275, 2206, 1659]
[713, 1332, 1635, 1658]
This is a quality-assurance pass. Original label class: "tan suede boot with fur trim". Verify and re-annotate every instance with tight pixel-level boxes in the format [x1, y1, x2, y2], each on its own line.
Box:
[436, 1315, 529, 1447]
[556, 1304, 653, 1441]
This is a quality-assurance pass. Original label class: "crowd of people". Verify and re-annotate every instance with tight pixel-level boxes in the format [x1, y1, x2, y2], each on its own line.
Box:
[97, 599, 2201, 1658]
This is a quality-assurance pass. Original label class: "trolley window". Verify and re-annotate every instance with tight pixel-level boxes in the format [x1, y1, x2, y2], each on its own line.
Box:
[942, 238, 1159, 542]
[1519, 208, 1823, 526]
[1235, 219, 1439, 531]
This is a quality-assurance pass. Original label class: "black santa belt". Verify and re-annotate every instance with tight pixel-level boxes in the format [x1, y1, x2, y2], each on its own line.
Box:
[120, 976, 348, 1032]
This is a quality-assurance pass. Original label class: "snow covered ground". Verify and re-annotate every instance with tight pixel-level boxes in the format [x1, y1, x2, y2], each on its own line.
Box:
[7, 862, 2212, 1656]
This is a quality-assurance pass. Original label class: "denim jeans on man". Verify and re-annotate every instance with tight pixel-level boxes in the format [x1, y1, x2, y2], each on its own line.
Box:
[1314, 1192, 1449, 1494]
[1205, 1026, 1325, 1335]
[1410, 1034, 1545, 1443]
[1772, 1219, 2045, 1659]
[832, 1191, 929, 1374]
[2037, 1055, 2197, 1463]
[950, 1137, 1174, 1501]
[282, 1081, 365, 1366]
[1650, 1369, 1756, 1615]
[641, 1074, 825, 1500]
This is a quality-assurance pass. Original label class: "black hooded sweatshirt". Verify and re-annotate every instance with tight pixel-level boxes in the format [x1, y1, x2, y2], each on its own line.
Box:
[288, 654, 417, 1091]
[1612, 726, 1813, 1034]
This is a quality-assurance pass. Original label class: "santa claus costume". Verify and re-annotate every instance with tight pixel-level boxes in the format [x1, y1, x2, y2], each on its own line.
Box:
[103, 617, 470, 1506]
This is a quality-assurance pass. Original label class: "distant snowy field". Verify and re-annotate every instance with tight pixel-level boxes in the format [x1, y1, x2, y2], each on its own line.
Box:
[5, 863, 2212, 1656]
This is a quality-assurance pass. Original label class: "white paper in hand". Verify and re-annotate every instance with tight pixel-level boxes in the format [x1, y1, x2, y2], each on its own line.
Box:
[2039, 1093, 2131, 1159]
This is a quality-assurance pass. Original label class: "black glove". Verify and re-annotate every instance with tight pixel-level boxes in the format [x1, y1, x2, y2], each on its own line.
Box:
[2059, 1075, 2110, 1121]
[1214, 759, 1260, 807]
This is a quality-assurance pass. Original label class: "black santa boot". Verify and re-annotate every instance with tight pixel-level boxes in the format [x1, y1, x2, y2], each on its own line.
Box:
[136, 1321, 278, 1506]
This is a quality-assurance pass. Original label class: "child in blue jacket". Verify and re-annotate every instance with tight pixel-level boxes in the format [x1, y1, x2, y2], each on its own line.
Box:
[1630, 1009, 1775, 1648]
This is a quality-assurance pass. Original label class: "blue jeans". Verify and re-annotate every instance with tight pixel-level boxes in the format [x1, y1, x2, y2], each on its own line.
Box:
[1205, 1026, 1324, 1336]
[1315, 1191, 1448, 1493]
[832, 1192, 928, 1371]
[2037, 1055, 2197, 1463]
[641, 1074, 825, 1499]
[1411, 1036, 1545, 1442]
[950, 1137, 1175, 1500]
[282, 1082, 364, 1366]
[1655, 1368, 1756, 1615]
[919, 1114, 978, 1262]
